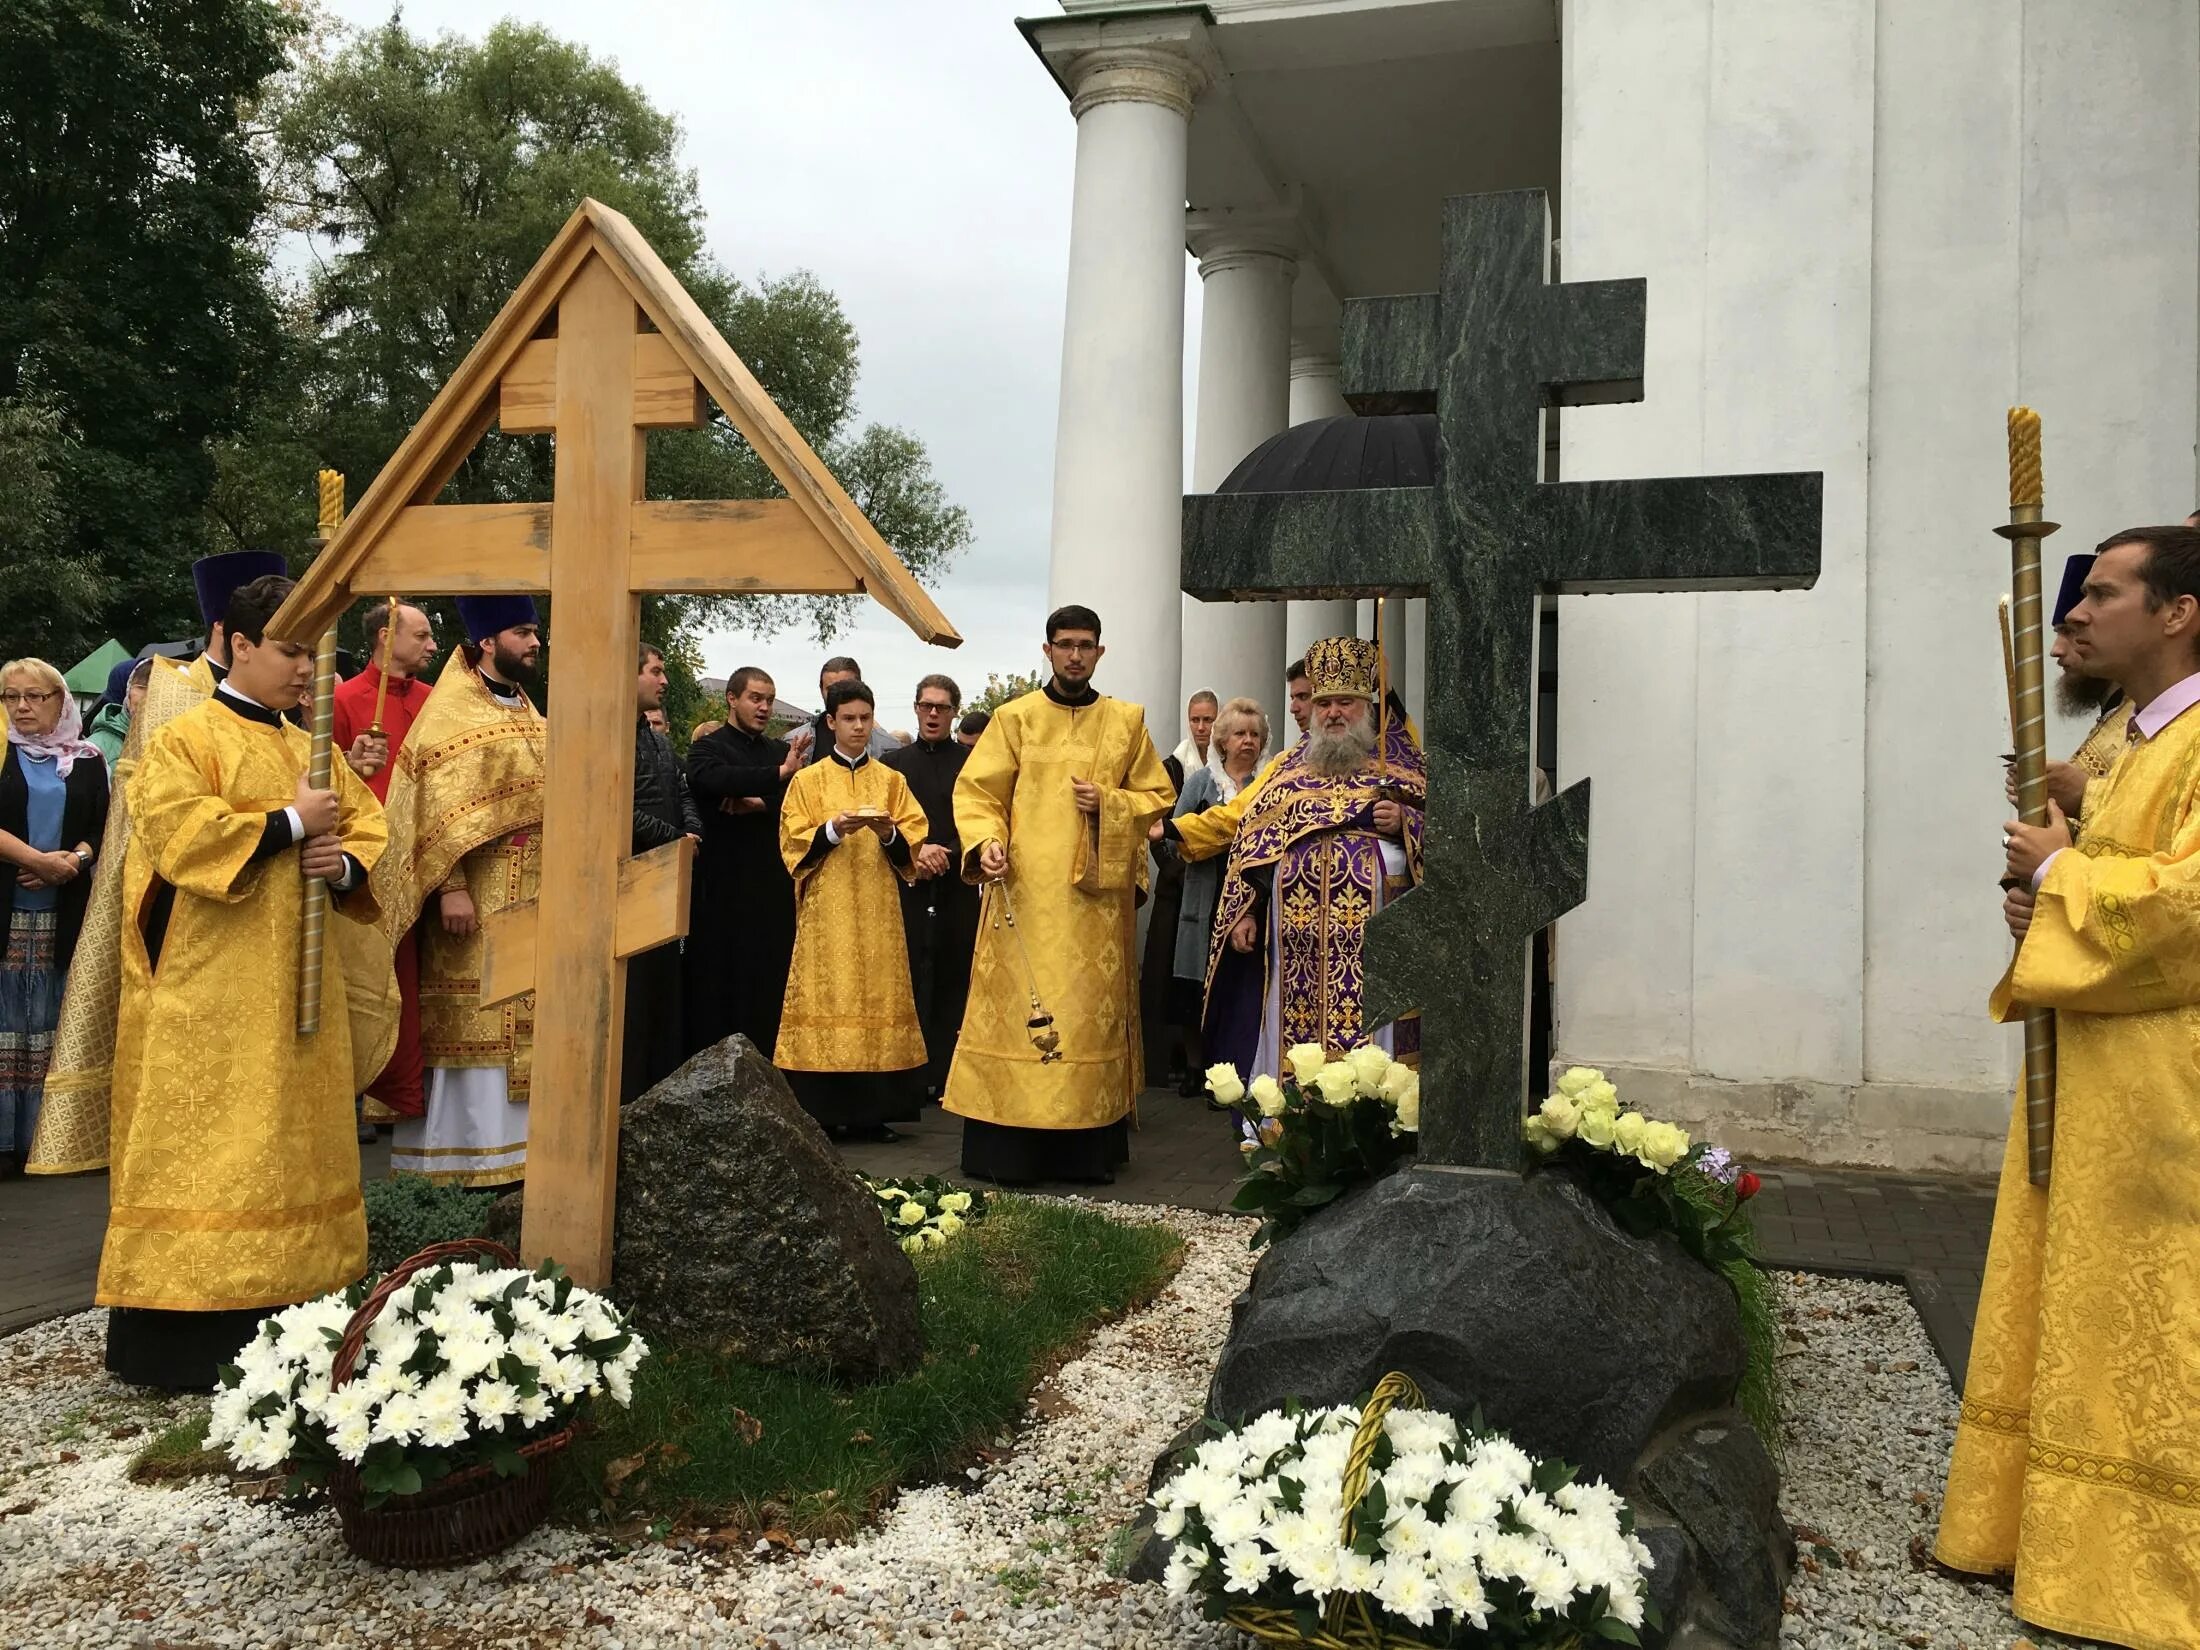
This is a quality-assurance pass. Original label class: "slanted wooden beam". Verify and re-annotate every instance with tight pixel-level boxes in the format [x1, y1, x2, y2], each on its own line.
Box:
[352, 504, 551, 594]
[478, 838, 692, 1008]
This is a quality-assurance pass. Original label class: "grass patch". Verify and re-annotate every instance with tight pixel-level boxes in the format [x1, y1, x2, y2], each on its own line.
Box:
[128, 1413, 226, 1485]
[558, 1195, 1184, 1540]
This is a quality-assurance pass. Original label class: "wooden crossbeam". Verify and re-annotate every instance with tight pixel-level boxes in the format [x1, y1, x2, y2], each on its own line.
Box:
[499, 333, 707, 434]
[478, 839, 692, 1008]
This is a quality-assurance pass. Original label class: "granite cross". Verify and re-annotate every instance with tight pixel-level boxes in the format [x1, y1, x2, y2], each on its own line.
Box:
[1181, 190, 1822, 1169]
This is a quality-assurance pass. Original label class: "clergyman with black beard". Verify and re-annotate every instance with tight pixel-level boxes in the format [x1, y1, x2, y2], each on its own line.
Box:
[2011, 553, 2135, 827]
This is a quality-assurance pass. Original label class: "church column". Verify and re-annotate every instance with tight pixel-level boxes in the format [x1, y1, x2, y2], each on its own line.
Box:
[1045, 43, 1207, 733]
[1359, 596, 1409, 702]
[1285, 337, 1358, 662]
[1182, 215, 1296, 721]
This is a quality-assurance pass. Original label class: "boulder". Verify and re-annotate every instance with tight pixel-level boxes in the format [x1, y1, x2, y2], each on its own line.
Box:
[1184, 1163, 1785, 1648]
[488, 1035, 922, 1383]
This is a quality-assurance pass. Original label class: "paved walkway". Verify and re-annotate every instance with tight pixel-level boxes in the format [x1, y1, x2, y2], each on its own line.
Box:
[2, 1094, 1998, 1389]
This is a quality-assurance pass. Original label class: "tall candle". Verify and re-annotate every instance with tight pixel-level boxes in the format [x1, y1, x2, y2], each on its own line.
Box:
[2007, 406, 2042, 509]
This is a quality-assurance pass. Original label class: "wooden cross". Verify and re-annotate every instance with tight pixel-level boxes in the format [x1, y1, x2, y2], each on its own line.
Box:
[1181, 190, 1822, 1170]
[275, 200, 959, 1286]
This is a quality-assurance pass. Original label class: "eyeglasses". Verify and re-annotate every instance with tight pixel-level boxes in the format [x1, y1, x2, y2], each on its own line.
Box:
[1049, 640, 1101, 655]
[915, 700, 956, 714]
[1, 690, 59, 707]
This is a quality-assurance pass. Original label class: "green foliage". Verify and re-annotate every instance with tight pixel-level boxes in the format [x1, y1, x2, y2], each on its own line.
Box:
[558, 1196, 1183, 1539]
[127, 1413, 226, 1485]
[856, 1172, 990, 1255]
[0, 0, 299, 661]
[361, 1173, 498, 1276]
[1229, 1073, 1418, 1251]
[969, 670, 1045, 716]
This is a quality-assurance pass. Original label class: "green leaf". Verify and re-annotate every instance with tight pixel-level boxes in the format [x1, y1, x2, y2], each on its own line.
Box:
[1286, 1183, 1343, 1210]
[1589, 1618, 1641, 1644]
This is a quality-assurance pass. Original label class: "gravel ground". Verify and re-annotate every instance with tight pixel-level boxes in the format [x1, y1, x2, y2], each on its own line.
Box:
[0, 1218, 2097, 1650]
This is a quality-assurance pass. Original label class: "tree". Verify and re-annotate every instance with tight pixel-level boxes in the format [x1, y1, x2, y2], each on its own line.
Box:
[248, 18, 969, 662]
[970, 670, 1045, 715]
[0, 0, 299, 661]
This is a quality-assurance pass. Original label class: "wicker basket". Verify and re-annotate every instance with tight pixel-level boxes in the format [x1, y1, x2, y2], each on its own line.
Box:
[1222, 1371, 1582, 1650]
[326, 1237, 574, 1568]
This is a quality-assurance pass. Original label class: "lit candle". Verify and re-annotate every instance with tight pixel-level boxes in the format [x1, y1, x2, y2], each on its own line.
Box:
[2006, 407, 2042, 509]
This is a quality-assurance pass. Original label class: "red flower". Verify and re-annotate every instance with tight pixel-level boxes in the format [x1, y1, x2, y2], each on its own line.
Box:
[1735, 1171, 1761, 1201]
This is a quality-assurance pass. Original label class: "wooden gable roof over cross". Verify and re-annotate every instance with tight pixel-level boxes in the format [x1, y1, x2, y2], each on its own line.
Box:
[274, 199, 959, 1287]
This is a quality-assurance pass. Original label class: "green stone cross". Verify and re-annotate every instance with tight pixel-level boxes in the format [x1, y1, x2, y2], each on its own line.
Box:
[1181, 190, 1822, 1170]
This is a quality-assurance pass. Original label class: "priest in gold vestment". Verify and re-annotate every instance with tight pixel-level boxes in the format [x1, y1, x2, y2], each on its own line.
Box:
[775, 679, 929, 1137]
[28, 551, 285, 1174]
[945, 605, 1175, 1184]
[99, 574, 388, 1391]
[1938, 526, 2200, 1650]
[376, 597, 546, 1187]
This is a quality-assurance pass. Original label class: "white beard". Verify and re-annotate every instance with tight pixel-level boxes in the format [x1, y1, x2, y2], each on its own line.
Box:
[1305, 718, 1377, 778]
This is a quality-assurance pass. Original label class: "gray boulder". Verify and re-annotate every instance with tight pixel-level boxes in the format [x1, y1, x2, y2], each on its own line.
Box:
[489, 1035, 922, 1383]
[1185, 1164, 1785, 1649]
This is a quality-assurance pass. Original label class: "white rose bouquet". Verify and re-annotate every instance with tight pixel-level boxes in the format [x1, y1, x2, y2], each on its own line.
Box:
[857, 1172, 989, 1256]
[1152, 1387, 1653, 1647]
[1522, 1069, 1781, 1452]
[208, 1258, 648, 1507]
[1214, 1042, 1420, 1250]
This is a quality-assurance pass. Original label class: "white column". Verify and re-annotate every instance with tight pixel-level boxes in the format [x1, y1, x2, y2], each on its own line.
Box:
[1402, 600, 1427, 726]
[1357, 596, 1409, 697]
[1046, 46, 1205, 734]
[1182, 221, 1296, 716]
[1285, 342, 1358, 658]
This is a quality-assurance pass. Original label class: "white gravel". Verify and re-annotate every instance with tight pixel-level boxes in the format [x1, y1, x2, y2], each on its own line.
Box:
[0, 1219, 2099, 1649]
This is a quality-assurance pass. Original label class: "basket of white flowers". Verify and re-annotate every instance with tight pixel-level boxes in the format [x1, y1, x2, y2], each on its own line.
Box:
[208, 1237, 649, 1568]
[1150, 1372, 1653, 1649]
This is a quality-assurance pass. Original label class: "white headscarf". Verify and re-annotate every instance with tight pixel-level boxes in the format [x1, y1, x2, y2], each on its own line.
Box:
[6, 688, 102, 778]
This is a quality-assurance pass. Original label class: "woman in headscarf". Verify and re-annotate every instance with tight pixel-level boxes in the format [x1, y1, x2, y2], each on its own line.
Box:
[84, 657, 146, 766]
[1, 657, 110, 1173]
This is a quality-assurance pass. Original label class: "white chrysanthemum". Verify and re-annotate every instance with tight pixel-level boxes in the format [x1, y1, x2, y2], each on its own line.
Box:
[328, 1415, 372, 1464]
[602, 1362, 634, 1407]
[505, 1330, 554, 1373]
[439, 1326, 499, 1382]
[1220, 1541, 1274, 1594]
[1207, 1494, 1266, 1548]
[1445, 1482, 1500, 1527]
[1267, 1510, 1330, 1567]
[372, 1392, 424, 1445]
[542, 1311, 585, 1352]
[1374, 1561, 1437, 1626]
[1152, 1501, 1188, 1540]
[1382, 1505, 1435, 1558]
[1475, 1438, 1534, 1490]
[1239, 1410, 1297, 1462]
[1428, 1518, 1483, 1572]
[1513, 1490, 1563, 1536]
[516, 1390, 554, 1427]
[232, 1419, 291, 1473]
[1287, 1541, 1343, 1599]
[1192, 1435, 1249, 1477]
[1609, 1581, 1647, 1628]
[207, 1386, 253, 1444]
[1382, 1450, 1444, 1506]
[1382, 1410, 1457, 1457]
[1161, 1552, 1203, 1598]
[360, 1356, 409, 1403]
[470, 1377, 520, 1429]
[1515, 1545, 1573, 1611]
[1481, 1532, 1543, 1583]
[1336, 1548, 1385, 1596]
[317, 1383, 372, 1428]
[1439, 1566, 1491, 1627]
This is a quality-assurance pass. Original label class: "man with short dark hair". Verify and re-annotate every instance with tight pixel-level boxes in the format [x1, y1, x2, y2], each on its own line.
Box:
[623, 644, 701, 1101]
[945, 605, 1173, 1183]
[882, 672, 979, 1102]
[804, 655, 897, 764]
[1938, 523, 2200, 1650]
[686, 665, 803, 1058]
[776, 678, 928, 1138]
[956, 710, 989, 747]
[100, 573, 387, 1389]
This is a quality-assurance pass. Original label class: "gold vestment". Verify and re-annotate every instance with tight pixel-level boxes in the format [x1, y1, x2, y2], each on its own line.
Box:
[774, 756, 929, 1073]
[943, 691, 1174, 1130]
[369, 662, 545, 1095]
[1936, 696, 2200, 1650]
[28, 657, 208, 1173]
[97, 699, 388, 1313]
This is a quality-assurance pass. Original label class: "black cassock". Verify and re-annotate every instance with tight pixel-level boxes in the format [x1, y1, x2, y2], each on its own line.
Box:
[685, 723, 796, 1062]
[880, 735, 980, 1101]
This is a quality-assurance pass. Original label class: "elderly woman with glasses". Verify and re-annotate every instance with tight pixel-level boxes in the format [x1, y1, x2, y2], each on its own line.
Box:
[1, 657, 110, 1174]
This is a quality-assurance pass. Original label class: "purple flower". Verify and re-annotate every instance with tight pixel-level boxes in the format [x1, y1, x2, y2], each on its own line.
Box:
[1697, 1145, 1739, 1184]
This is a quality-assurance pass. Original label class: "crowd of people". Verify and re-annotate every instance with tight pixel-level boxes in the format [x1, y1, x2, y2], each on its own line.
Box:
[2, 549, 1434, 1391]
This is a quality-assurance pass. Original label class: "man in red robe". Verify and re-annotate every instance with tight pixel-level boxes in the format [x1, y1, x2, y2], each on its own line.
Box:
[333, 601, 438, 1124]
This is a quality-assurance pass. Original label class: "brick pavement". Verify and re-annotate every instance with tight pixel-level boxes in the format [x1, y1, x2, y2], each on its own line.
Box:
[3, 1096, 1997, 1391]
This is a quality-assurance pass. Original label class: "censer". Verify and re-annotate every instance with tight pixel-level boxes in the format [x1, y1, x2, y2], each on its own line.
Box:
[986, 878, 1061, 1061]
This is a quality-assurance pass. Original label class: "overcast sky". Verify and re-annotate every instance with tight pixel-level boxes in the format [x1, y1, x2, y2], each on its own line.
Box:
[324, 0, 1202, 726]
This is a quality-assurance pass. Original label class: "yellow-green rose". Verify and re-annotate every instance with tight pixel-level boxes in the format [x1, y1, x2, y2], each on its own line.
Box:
[936, 1211, 966, 1238]
[1524, 1115, 1558, 1154]
[1313, 1061, 1358, 1105]
[1611, 1112, 1648, 1154]
[921, 1225, 947, 1249]
[1379, 1064, 1415, 1106]
[1250, 1074, 1288, 1118]
[900, 1235, 924, 1256]
[1538, 1095, 1580, 1139]
[1205, 1063, 1246, 1107]
[1578, 1107, 1616, 1148]
[1285, 1043, 1328, 1085]
[939, 1191, 972, 1215]
[1638, 1121, 1690, 1171]
[1582, 1078, 1619, 1113]
[1346, 1043, 1392, 1097]
[897, 1201, 928, 1227]
[1556, 1066, 1603, 1100]
[1394, 1080, 1420, 1133]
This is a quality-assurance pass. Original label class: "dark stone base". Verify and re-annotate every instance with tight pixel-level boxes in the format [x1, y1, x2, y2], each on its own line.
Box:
[1157, 1165, 1788, 1649]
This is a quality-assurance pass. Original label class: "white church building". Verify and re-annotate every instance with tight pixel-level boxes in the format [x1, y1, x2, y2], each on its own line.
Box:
[1020, 0, 2200, 1170]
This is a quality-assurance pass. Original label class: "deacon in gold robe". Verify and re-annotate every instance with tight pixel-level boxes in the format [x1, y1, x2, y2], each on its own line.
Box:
[944, 604, 1175, 1184]
[775, 679, 929, 1137]
[99, 574, 388, 1391]
[1938, 525, 2200, 1650]
[376, 596, 546, 1187]
[27, 551, 286, 1173]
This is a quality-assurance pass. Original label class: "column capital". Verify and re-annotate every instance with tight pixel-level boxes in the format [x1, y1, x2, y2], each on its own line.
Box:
[1290, 345, 1342, 383]
[1186, 208, 1302, 281]
[1065, 44, 1208, 121]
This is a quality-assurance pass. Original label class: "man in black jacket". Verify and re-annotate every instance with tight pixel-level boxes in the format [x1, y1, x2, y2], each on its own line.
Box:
[880, 673, 979, 1104]
[622, 644, 703, 1103]
[684, 665, 802, 1060]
